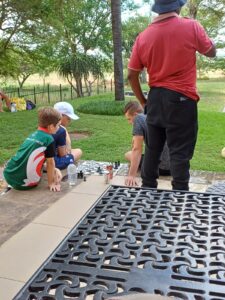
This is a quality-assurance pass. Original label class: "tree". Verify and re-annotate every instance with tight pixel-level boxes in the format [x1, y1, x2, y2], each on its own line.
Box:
[51, 0, 112, 96]
[58, 54, 108, 97]
[0, 0, 58, 57]
[122, 15, 149, 59]
[111, 0, 124, 101]
[181, 0, 225, 76]
[0, 0, 62, 85]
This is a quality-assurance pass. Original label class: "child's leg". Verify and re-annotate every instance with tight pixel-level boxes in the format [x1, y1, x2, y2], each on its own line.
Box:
[71, 148, 82, 162]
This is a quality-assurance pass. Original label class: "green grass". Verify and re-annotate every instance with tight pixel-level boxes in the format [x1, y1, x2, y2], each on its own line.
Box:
[197, 79, 225, 112]
[1, 79, 225, 172]
[192, 111, 225, 171]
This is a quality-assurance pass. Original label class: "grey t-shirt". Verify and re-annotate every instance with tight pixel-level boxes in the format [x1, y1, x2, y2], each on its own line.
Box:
[132, 113, 170, 170]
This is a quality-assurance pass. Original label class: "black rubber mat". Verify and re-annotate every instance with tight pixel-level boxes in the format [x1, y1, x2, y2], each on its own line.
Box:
[14, 186, 225, 300]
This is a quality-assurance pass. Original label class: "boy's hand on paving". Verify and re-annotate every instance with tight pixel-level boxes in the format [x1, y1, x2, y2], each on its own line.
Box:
[125, 176, 139, 187]
[49, 183, 61, 192]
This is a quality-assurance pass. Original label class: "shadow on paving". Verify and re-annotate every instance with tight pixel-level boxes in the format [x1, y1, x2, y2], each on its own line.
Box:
[0, 172, 79, 247]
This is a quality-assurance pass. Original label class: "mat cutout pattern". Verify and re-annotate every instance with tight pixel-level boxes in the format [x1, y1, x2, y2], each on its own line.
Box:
[14, 186, 225, 300]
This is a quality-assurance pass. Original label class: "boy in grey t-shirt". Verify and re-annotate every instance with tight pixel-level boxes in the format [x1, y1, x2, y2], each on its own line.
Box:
[124, 101, 170, 187]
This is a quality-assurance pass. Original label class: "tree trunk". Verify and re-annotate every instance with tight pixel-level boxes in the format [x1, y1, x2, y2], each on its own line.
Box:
[74, 76, 83, 97]
[187, 0, 198, 19]
[85, 79, 93, 96]
[17, 74, 31, 89]
[111, 0, 124, 101]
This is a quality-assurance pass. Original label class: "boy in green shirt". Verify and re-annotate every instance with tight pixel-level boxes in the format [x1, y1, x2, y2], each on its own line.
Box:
[4, 107, 62, 192]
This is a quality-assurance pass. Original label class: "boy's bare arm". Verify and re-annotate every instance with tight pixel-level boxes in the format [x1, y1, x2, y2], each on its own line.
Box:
[46, 157, 61, 192]
[125, 136, 143, 186]
[57, 127, 71, 156]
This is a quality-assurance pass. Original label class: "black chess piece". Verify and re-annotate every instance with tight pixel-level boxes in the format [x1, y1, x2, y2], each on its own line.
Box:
[114, 161, 118, 169]
[117, 160, 120, 167]
[77, 171, 83, 179]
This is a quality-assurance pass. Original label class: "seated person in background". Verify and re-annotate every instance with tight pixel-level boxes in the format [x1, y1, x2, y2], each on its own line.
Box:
[124, 101, 170, 187]
[0, 91, 11, 112]
[53, 102, 82, 170]
[3, 107, 62, 192]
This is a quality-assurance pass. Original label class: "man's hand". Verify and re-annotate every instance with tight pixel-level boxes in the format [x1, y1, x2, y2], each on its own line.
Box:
[125, 176, 139, 187]
[49, 183, 61, 192]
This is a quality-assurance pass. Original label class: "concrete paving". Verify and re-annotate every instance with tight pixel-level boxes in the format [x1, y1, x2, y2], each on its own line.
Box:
[1, 163, 225, 299]
[0, 172, 72, 246]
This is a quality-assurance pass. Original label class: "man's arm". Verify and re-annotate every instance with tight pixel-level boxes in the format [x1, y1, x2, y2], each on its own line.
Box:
[127, 69, 147, 107]
[204, 42, 216, 58]
[125, 136, 143, 186]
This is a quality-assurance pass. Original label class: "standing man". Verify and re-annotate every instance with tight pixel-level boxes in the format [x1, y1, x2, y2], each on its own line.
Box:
[128, 0, 216, 191]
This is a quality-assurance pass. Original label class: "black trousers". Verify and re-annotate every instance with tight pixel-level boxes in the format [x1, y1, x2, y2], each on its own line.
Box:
[141, 87, 198, 191]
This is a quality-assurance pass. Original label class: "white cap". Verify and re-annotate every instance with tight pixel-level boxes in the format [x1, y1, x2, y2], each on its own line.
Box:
[54, 102, 79, 120]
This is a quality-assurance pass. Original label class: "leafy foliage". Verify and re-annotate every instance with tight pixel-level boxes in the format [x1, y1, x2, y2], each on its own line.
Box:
[182, 0, 225, 73]
[122, 15, 149, 62]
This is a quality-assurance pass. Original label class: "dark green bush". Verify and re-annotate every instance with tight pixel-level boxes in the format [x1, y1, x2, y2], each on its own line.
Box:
[77, 100, 129, 116]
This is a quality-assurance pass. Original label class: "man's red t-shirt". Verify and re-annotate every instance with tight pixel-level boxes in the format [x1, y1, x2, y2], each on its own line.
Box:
[128, 14, 213, 100]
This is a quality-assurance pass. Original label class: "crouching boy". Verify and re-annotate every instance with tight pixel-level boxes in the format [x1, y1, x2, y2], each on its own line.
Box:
[124, 101, 170, 187]
[3, 107, 62, 192]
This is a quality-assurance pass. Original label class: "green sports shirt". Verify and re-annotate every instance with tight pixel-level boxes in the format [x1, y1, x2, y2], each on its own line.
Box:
[4, 129, 54, 190]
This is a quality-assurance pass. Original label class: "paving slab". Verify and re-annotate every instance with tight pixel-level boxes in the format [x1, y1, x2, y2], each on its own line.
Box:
[0, 172, 79, 246]
[0, 278, 23, 300]
[0, 223, 69, 282]
[33, 192, 99, 228]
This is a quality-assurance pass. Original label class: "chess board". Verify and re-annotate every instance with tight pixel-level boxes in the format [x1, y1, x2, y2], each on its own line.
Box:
[77, 160, 125, 176]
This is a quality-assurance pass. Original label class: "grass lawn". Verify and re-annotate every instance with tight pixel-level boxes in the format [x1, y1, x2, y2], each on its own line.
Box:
[0, 79, 225, 172]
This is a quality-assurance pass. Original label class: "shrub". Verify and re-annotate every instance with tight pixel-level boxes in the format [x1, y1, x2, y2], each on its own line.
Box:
[77, 100, 129, 116]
